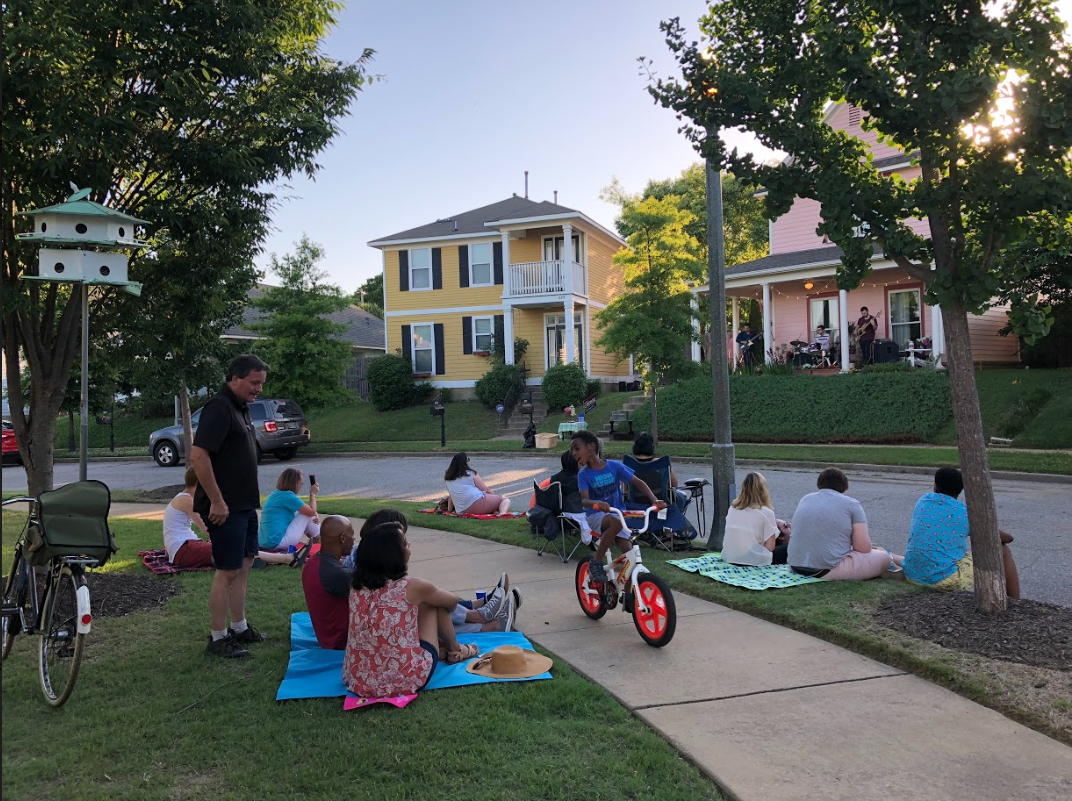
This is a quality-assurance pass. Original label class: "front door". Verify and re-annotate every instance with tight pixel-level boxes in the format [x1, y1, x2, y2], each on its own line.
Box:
[544, 312, 584, 370]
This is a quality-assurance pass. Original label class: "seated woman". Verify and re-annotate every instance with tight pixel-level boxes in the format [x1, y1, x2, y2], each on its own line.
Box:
[444, 452, 510, 516]
[163, 467, 294, 568]
[259, 467, 320, 552]
[631, 432, 689, 512]
[721, 472, 792, 566]
[343, 522, 480, 697]
[549, 449, 593, 544]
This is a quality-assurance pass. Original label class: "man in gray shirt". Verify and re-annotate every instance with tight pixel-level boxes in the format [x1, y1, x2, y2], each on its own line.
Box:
[788, 468, 902, 580]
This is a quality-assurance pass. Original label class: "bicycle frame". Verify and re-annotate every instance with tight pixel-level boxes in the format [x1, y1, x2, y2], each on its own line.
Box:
[581, 506, 664, 614]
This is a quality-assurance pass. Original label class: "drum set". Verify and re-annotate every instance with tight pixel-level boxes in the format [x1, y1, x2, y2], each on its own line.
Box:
[790, 340, 835, 368]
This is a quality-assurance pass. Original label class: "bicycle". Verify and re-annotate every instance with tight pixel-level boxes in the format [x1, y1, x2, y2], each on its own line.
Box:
[2, 480, 115, 707]
[574, 506, 677, 647]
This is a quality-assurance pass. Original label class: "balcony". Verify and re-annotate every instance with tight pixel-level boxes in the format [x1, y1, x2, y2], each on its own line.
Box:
[506, 259, 586, 298]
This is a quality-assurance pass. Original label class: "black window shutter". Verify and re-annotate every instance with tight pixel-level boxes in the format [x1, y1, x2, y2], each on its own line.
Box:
[462, 316, 473, 354]
[398, 251, 409, 292]
[432, 248, 443, 290]
[494, 314, 505, 349]
[459, 245, 469, 288]
[493, 242, 504, 285]
[434, 323, 446, 375]
[401, 324, 412, 364]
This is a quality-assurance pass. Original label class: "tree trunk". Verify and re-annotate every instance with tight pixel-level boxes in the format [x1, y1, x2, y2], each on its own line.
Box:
[943, 298, 1007, 614]
[67, 411, 76, 451]
[180, 380, 195, 460]
[650, 381, 658, 448]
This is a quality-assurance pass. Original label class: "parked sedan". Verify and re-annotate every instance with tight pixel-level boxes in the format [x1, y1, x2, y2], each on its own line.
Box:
[149, 399, 310, 467]
[2, 420, 22, 465]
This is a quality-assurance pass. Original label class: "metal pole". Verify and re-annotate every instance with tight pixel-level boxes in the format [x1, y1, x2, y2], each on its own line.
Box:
[440, 409, 446, 448]
[79, 282, 89, 481]
[706, 154, 735, 551]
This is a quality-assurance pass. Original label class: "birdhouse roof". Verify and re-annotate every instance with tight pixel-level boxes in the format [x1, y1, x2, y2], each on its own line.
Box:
[18, 188, 146, 224]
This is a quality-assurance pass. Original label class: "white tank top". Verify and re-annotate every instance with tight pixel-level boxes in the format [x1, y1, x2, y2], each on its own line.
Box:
[162, 493, 200, 562]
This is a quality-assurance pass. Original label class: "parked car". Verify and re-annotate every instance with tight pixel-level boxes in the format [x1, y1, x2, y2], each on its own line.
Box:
[2, 420, 22, 465]
[149, 399, 310, 467]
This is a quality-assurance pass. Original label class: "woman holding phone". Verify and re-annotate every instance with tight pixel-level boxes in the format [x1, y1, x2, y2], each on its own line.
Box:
[259, 467, 320, 553]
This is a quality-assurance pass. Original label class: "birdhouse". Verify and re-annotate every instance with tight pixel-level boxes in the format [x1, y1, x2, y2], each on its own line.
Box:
[37, 248, 131, 284]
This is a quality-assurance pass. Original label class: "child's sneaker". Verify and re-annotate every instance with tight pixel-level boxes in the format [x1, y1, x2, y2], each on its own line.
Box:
[587, 560, 610, 584]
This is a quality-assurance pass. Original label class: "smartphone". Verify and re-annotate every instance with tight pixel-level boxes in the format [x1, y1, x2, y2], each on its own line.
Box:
[309, 474, 317, 487]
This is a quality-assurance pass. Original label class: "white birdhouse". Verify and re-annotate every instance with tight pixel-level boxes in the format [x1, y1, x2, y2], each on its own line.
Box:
[37, 248, 130, 283]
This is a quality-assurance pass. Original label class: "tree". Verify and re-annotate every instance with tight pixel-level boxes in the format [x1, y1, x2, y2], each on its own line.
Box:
[353, 273, 384, 319]
[650, 1, 1072, 613]
[596, 195, 705, 445]
[3, 0, 372, 494]
[252, 236, 352, 408]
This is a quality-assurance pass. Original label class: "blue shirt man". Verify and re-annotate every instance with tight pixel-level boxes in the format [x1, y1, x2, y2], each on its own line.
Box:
[903, 490, 970, 585]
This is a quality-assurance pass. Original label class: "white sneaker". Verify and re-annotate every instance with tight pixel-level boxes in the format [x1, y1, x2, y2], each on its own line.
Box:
[511, 587, 523, 611]
[494, 593, 516, 632]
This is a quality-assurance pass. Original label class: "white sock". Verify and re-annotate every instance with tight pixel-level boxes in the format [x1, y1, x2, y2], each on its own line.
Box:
[231, 619, 248, 633]
[211, 630, 228, 641]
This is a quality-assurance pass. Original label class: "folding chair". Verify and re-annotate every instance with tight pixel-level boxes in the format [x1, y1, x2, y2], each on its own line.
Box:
[622, 455, 694, 552]
[531, 480, 585, 563]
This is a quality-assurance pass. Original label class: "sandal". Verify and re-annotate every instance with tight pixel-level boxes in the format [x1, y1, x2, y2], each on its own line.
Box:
[290, 541, 313, 569]
[446, 643, 480, 664]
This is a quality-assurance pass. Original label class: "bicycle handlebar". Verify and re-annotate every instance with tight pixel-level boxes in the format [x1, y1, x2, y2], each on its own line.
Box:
[1, 497, 36, 507]
[607, 505, 665, 536]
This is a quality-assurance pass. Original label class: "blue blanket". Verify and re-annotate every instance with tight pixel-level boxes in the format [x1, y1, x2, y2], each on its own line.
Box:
[277, 613, 552, 701]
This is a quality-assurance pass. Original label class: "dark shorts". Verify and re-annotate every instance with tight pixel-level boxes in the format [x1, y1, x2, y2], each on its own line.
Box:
[417, 639, 440, 690]
[207, 509, 260, 571]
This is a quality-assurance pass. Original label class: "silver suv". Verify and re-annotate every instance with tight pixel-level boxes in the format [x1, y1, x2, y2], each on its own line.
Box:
[149, 398, 310, 467]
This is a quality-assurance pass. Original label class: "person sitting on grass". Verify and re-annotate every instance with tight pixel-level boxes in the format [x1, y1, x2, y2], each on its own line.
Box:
[787, 467, 903, 581]
[258, 467, 319, 554]
[570, 430, 665, 583]
[443, 452, 511, 516]
[721, 472, 792, 567]
[162, 467, 294, 569]
[343, 523, 480, 697]
[903, 467, 1020, 598]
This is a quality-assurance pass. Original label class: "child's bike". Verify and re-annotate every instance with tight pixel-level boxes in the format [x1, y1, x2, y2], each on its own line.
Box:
[575, 506, 677, 647]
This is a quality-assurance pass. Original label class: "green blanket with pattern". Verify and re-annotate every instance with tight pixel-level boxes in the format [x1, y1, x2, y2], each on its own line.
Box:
[667, 553, 823, 590]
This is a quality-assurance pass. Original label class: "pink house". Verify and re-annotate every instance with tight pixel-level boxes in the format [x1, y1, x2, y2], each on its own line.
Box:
[696, 102, 1021, 369]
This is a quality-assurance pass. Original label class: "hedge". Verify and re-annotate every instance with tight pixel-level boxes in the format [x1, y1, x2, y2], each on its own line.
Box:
[630, 371, 953, 444]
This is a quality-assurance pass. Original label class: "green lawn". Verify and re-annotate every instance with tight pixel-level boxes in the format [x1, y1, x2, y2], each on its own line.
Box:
[0, 512, 723, 801]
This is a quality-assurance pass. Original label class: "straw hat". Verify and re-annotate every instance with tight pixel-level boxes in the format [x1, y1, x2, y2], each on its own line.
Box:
[465, 645, 552, 679]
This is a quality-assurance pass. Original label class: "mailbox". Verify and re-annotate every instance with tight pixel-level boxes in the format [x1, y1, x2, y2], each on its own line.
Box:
[430, 397, 445, 417]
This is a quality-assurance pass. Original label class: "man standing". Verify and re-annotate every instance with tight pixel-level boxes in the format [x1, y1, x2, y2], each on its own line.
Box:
[192, 354, 270, 658]
[735, 323, 760, 370]
[855, 306, 878, 365]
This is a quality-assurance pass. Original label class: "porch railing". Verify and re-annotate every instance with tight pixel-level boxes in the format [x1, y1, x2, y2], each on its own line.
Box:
[506, 259, 586, 296]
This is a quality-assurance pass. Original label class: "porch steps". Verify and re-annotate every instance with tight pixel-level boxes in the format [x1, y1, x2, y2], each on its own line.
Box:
[498, 387, 549, 437]
[596, 394, 647, 439]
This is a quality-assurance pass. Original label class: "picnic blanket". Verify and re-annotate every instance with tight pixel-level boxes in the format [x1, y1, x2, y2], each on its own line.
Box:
[138, 549, 213, 575]
[418, 509, 527, 520]
[277, 612, 552, 706]
[668, 552, 823, 590]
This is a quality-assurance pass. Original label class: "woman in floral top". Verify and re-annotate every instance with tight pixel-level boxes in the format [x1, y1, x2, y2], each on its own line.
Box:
[343, 522, 479, 697]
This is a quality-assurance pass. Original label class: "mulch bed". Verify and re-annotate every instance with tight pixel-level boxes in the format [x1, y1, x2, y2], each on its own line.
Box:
[87, 572, 182, 619]
[875, 591, 1072, 672]
[124, 484, 186, 504]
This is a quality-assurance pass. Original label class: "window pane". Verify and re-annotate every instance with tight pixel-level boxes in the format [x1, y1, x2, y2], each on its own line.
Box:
[412, 267, 430, 289]
[410, 249, 431, 269]
[413, 349, 433, 373]
[475, 333, 493, 351]
[413, 325, 433, 348]
[474, 318, 492, 334]
[472, 263, 491, 284]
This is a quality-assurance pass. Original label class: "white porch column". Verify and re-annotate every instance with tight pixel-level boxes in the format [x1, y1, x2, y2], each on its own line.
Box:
[761, 283, 773, 364]
[503, 305, 515, 365]
[931, 302, 945, 368]
[562, 223, 575, 363]
[690, 295, 702, 362]
[500, 231, 511, 298]
[731, 295, 741, 363]
[838, 289, 850, 372]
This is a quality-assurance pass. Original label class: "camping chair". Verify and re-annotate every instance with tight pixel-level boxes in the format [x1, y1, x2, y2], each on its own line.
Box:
[531, 480, 585, 563]
[622, 455, 695, 552]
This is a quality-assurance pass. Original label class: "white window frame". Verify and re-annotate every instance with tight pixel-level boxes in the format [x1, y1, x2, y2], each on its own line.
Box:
[411, 322, 435, 374]
[409, 247, 432, 291]
[472, 315, 494, 353]
[542, 235, 582, 264]
[888, 288, 922, 346]
[470, 242, 493, 287]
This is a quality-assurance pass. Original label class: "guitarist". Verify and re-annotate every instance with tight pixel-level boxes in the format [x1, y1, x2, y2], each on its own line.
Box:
[855, 306, 880, 364]
[735, 323, 762, 369]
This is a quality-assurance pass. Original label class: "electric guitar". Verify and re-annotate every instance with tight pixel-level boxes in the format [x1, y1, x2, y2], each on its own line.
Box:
[853, 311, 882, 345]
[737, 331, 762, 353]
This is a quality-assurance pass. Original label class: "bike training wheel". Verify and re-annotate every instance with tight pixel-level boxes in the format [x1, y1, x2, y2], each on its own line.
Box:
[2, 546, 28, 661]
[575, 559, 608, 620]
[39, 565, 87, 707]
[632, 572, 676, 647]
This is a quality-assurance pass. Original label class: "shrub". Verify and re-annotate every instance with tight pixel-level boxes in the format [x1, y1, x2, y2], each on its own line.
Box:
[475, 364, 526, 408]
[412, 382, 437, 405]
[585, 378, 603, 399]
[367, 354, 415, 411]
[543, 362, 588, 412]
[630, 371, 953, 443]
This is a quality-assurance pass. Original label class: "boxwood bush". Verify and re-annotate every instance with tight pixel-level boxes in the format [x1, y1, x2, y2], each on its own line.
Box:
[367, 354, 416, 411]
[630, 371, 953, 443]
[542, 362, 588, 412]
[475, 364, 526, 408]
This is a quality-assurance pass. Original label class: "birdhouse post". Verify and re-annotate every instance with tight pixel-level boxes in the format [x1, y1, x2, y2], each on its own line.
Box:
[16, 188, 148, 480]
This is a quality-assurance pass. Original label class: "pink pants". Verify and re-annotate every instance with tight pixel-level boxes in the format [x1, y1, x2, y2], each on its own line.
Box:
[463, 494, 504, 515]
[823, 548, 891, 581]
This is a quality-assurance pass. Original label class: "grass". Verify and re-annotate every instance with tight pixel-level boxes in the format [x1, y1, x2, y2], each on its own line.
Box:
[0, 511, 724, 801]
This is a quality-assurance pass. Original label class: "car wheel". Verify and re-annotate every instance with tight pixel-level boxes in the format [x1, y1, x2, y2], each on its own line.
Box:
[153, 441, 180, 467]
[275, 447, 297, 461]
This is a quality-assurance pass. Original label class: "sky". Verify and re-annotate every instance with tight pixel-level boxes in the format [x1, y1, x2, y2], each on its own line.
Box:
[256, 0, 1072, 294]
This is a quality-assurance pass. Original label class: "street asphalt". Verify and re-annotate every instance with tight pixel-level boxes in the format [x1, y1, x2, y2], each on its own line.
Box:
[5, 452, 1070, 606]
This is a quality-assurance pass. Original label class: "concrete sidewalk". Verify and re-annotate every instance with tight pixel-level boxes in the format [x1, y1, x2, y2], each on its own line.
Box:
[112, 504, 1072, 801]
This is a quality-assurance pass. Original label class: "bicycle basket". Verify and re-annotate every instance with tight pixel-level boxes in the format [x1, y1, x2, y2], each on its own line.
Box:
[25, 479, 118, 567]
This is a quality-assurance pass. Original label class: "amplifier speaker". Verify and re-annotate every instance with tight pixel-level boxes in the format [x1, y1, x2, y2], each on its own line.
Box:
[872, 339, 900, 364]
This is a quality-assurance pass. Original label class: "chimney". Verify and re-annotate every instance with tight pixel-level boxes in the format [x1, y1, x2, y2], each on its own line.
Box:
[524, 171, 529, 199]
[554, 190, 558, 204]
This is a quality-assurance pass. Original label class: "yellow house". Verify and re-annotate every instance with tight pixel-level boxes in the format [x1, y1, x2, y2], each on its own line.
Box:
[368, 196, 632, 396]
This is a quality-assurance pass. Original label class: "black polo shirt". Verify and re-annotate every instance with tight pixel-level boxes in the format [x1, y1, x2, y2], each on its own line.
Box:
[192, 384, 260, 516]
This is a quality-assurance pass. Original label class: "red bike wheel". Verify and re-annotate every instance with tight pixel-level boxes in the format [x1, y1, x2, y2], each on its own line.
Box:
[632, 572, 676, 647]
[575, 559, 608, 620]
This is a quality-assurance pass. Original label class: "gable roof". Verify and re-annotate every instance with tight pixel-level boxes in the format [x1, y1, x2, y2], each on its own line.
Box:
[369, 197, 580, 246]
[726, 242, 885, 278]
[223, 284, 385, 351]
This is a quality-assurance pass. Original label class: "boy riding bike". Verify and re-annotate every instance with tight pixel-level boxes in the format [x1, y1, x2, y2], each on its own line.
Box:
[569, 431, 665, 583]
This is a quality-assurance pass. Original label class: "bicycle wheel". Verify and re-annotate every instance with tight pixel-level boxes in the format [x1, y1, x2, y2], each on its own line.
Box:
[2, 546, 28, 660]
[39, 564, 87, 707]
[632, 572, 676, 647]
[575, 559, 608, 620]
